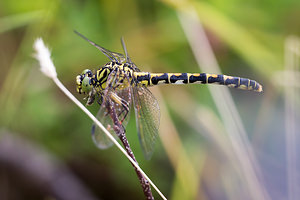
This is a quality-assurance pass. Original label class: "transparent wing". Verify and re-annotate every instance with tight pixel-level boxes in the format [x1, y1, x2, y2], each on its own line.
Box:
[121, 37, 133, 64]
[130, 63, 141, 72]
[92, 69, 132, 149]
[133, 86, 160, 159]
[91, 103, 118, 149]
[75, 31, 126, 63]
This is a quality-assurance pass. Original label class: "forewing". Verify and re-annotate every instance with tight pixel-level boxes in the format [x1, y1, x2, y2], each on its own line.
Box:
[91, 104, 118, 149]
[133, 86, 160, 159]
[106, 68, 132, 126]
[75, 31, 126, 63]
[92, 69, 132, 149]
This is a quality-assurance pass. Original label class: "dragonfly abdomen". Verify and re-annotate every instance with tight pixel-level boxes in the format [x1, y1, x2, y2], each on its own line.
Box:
[134, 72, 262, 92]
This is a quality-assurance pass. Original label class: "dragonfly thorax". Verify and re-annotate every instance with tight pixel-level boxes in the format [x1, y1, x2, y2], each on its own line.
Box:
[76, 62, 130, 94]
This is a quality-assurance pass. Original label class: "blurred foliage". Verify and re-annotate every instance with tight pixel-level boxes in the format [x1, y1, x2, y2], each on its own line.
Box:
[0, 0, 300, 199]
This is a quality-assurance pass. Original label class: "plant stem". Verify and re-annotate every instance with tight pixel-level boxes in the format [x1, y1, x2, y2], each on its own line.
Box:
[106, 99, 154, 200]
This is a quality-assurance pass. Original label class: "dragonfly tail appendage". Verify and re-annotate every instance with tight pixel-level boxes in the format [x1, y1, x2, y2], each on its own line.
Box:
[205, 74, 263, 92]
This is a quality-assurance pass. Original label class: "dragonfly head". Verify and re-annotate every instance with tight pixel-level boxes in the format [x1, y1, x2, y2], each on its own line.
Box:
[76, 69, 93, 94]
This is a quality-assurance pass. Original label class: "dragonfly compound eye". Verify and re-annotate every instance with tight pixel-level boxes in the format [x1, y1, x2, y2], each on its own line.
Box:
[81, 76, 92, 93]
[77, 69, 93, 94]
[82, 69, 93, 77]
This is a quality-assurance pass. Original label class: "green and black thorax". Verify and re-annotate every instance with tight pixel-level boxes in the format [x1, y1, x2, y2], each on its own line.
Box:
[76, 62, 134, 94]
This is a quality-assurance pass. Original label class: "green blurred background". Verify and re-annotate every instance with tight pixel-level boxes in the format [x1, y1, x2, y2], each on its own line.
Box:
[1, 0, 300, 199]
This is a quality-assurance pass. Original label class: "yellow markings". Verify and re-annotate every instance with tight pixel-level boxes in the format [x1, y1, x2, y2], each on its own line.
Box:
[136, 72, 148, 76]
[223, 75, 234, 86]
[150, 73, 166, 85]
[208, 74, 218, 78]
[118, 64, 124, 71]
[187, 74, 192, 84]
[101, 82, 107, 90]
[239, 85, 248, 90]
[222, 75, 227, 84]
[134, 72, 150, 86]
[227, 84, 236, 88]
[168, 73, 180, 76]
[110, 92, 123, 106]
[140, 80, 149, 86]
[150, 73, 164, 78]
[257, 84, 263, 92]
[97, 70, 102, 81]
[223, 75, 234, 80]
[206, 73, 219, 84]
[76, 75, 81, 85]
[106, 62, 113, 68]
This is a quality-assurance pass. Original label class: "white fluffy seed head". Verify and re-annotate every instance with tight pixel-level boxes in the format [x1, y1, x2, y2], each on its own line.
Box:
[33, 38, 57, 79]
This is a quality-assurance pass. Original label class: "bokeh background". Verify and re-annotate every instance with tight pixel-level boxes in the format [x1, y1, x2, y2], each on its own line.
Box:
[1, 0, 300, 199]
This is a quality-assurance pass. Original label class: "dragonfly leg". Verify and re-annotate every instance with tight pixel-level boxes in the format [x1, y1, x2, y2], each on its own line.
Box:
[119, 100, 130, 123]
[118, 73, 132, 123]
[86, 88, 97, 105]
[96, 93, 104, 105]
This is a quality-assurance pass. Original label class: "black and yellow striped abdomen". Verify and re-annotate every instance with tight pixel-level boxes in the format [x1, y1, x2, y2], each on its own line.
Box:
[134, 72, 263, 92]
[90, 62, 262, 92]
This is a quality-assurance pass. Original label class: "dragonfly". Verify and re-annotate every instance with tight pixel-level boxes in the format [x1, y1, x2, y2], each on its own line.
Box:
[75, 31, 263, 159]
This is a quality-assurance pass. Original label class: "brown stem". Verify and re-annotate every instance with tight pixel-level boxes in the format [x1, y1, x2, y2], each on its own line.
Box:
[107, 100, 154, 200]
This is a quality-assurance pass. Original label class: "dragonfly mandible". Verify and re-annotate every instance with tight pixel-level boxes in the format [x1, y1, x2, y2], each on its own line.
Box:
[75, 31, 263, 159]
